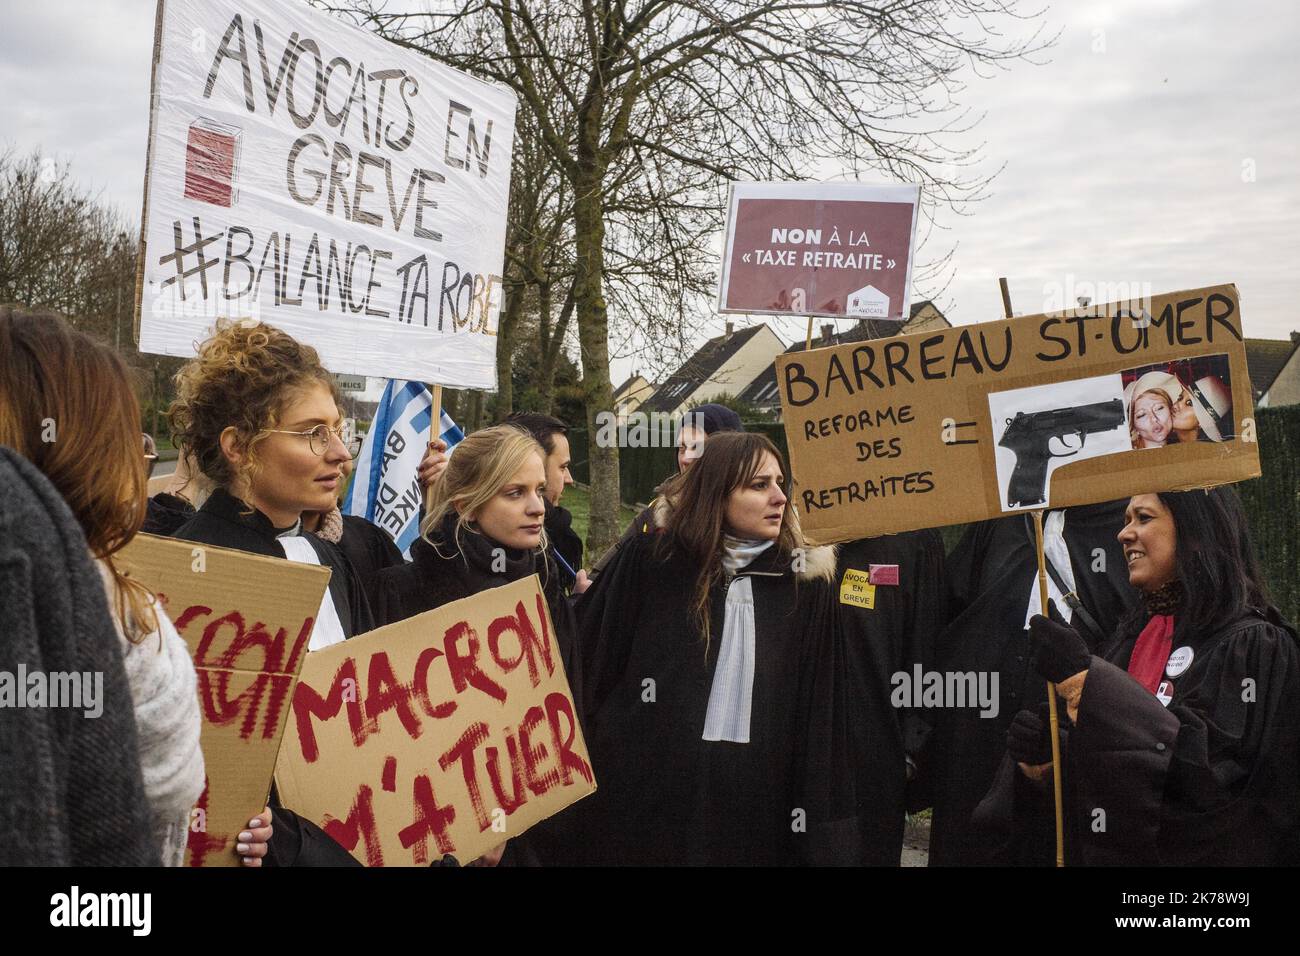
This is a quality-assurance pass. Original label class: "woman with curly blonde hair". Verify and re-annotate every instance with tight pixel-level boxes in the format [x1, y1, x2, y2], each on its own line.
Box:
[169, 319, 373, 644]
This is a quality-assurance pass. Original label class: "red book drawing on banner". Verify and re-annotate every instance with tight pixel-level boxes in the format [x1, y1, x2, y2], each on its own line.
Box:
[184, 118, 241, 207]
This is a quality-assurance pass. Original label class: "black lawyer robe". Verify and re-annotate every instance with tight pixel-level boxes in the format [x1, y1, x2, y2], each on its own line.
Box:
[142, 491, 196, 537]
[559, 530, 856, 865]
[544, 500, 584, 589]
[922, 500, 1136, 866]
[335, 513, 405, 614]
[833, 529, 948, 864]
[993, 607, 1300, 866]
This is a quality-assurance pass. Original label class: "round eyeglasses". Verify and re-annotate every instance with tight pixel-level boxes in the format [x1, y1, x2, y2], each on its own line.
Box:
[263, 422, 356, 458]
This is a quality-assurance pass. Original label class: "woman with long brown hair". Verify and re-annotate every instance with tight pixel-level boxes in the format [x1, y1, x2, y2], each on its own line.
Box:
[564, 432, 856, 865]
[0, 305, 210, 865]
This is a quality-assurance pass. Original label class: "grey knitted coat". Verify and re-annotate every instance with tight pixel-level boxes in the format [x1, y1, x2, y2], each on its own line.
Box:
[0, 447, 159, 866]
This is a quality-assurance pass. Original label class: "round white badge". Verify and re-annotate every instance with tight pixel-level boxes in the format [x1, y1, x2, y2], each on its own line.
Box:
[1165, 646, 1194, 678]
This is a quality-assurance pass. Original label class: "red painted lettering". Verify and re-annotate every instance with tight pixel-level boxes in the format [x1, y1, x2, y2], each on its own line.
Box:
[443, 621, 506, 702]
[438, 720, 492, 830]
[411, 645, 457, 719]
[398, 773, 457, 864]
[322, 783, 383, 866]
[545, 692, 593, 786]
[363, 650, 422, 740]
[520, 704, 560, 797]
[292, 657, 363, 761]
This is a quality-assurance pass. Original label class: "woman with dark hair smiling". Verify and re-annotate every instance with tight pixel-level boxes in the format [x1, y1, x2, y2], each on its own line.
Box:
[1003, 487, 1300, 864]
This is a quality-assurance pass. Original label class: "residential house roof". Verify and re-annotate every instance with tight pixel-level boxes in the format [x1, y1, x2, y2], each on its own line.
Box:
[641, 324, 766, 414]
[1245, 336, 1300, 400]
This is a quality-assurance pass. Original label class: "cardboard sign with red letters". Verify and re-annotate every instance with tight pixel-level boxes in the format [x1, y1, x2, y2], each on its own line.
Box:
[274, 574, 594, 865]
[116, 534, 329, 866]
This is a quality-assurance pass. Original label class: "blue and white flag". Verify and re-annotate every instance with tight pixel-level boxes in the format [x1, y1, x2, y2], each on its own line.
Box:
[344, 380, 464, 558]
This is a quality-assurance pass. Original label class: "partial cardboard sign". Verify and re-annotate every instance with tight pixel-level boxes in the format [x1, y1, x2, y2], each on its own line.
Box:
[777, 284, 1260, 544]
[136, 0, 516, 387]
[275, 574, 594, 866]
[115, 534, 330, 866]
[717, 182, 920, 321]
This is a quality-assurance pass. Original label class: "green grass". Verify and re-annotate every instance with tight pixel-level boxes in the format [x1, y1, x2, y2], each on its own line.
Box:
[562, 483, 637, 545]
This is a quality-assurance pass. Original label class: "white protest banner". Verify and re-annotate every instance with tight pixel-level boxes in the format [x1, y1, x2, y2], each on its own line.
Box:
[137, 0, 515, 387]
[717, 182, 920, 322]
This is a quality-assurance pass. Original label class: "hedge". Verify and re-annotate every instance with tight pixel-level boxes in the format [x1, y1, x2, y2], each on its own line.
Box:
[569, 405, 1298, 623]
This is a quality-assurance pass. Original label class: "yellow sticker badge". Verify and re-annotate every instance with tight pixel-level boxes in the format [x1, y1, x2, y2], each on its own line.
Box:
[840, 568, 876, 609]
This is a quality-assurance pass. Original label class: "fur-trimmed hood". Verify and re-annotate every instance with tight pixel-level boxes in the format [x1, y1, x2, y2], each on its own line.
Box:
[650, 494, 837, 583]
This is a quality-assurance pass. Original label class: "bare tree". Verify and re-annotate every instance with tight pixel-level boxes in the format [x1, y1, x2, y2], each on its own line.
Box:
[336, 0, 1053, 555]
[0, 147, 185, 436]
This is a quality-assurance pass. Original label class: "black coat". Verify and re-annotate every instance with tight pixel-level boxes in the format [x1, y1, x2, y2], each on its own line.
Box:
[834, 529, 948, 863]
[923, 501, 1136, 865]
[988, 607, 1300, 866]
[335, 514, 405, 614]
[142, 491, 196, 536]
[561, 529, 855, 865]
[172, 487, 375, 638]
[544, 501, 584, 588]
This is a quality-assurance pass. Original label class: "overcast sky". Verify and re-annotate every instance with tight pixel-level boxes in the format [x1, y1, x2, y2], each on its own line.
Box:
[3, 0, 1296, 384]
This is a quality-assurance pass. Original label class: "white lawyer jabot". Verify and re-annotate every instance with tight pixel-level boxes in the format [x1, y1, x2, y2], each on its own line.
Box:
[278, 530, 348, 651]
[702, 536, 775, 744]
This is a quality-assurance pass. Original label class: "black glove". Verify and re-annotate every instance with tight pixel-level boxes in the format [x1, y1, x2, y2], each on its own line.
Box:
[1029, 599, 1091, 684]
[1006, 703, 1058, 765]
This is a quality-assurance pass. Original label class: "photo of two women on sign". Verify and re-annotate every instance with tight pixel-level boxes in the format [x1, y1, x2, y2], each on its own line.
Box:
[1123, 355, 1234, 450]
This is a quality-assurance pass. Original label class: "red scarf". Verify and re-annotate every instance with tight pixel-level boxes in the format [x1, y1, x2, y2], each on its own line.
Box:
[1128, 614, 1175, 693]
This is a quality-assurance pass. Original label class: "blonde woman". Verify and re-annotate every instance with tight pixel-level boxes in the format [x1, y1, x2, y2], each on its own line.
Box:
[1125, 372, 1179, 449]
[374, 425, 580, 691]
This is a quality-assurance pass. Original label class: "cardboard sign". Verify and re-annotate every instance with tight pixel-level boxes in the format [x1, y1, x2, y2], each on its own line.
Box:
[777, 284, 1261, 544]
[717, 182, 920, 321]
[275, 575, 595, 866]
[136, 0, 516, 387]
[115, 534, 330, 866]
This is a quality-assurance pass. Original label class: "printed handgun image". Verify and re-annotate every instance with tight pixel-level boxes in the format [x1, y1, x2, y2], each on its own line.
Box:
[989, 373, 1134, 512]
[998, 399, 1124, 507]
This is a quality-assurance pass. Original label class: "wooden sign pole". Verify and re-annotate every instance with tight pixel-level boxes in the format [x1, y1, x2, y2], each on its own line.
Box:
[999, 276, 1066, 868]
[424, 383, 443, 514]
